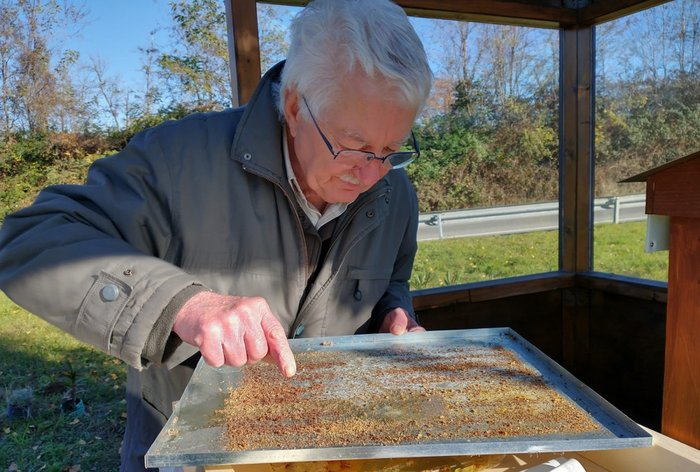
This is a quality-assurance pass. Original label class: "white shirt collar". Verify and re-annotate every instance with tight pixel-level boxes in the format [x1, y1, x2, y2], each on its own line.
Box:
[283, 128, 348, 229]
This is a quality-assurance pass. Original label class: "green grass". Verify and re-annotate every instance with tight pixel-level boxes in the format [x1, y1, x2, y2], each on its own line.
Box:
[412, 229, 560, 288]
[0, 220, 668, 470]
[0, 296, 126, 472]
[410, 220, 668, 288]
[592, 220, 668, 281]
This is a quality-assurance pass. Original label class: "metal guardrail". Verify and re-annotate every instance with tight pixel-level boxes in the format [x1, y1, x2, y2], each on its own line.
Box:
[418, 194, 646, 240]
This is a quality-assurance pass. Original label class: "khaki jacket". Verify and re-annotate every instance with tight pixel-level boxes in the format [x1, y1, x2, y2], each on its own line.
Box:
[0, 63, 418, 468]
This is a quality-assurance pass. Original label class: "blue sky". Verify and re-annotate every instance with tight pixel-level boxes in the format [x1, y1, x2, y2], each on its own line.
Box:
[62, 1, 436, 88]
[62, 0, 174, 88]
[58, 1, 446, 92]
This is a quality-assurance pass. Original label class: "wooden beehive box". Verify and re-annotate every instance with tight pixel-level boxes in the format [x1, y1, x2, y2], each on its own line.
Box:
[624, 150, 700, 449]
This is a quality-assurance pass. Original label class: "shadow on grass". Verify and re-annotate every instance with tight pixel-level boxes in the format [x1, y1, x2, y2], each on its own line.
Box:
[0, 331, 126, 472]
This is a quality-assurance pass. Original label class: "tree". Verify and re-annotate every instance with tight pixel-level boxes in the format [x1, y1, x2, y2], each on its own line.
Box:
[0, 2, 19, 135]
[89, 56, 124, 130]
[408, 17, 562, 211]
[158, 0, 232, 110]
[54, 49, 89, 132]
[17, 45, 57, 132]
[595, 0, 700, 196]
[257, 4, 290, 73]
[0, 0, 86, 134]
[138, 32, 161, 117]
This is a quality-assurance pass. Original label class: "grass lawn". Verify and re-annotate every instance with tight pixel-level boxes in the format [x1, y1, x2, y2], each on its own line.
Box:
[412, 229, 559, 288]
[0, 221, 668, 470]
[0, 295, 126, 472]
[411, 220, 668, 288]
[592, 220, 668, 280]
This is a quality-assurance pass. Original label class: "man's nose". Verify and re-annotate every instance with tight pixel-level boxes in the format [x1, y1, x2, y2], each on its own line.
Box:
[356, 160, 385, 185]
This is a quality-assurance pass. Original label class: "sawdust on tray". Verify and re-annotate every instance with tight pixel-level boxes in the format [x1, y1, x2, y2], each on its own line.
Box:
[216, 344, 601, 452]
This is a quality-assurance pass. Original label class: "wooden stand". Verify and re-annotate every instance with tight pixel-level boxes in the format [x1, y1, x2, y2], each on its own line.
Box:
[625, 150, 700, 449]
[199, 427, 700, 471]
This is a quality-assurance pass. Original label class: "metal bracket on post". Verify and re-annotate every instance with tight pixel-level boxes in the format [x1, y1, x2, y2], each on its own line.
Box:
[646, 214, 670, 252]
[428, 214, 445, 239]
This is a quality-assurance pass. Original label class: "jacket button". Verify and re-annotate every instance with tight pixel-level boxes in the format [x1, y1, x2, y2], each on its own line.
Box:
[366, 210, 375, 218]
[243, 153, 252, 160]
[354, 289, 362, 301]
[294, 324, 305, 337]
[101, 284, 120, 301]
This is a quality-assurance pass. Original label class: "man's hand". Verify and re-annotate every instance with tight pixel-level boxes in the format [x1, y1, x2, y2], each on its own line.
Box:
[379, 307, 426, 335]
[172, 291, 296, 377]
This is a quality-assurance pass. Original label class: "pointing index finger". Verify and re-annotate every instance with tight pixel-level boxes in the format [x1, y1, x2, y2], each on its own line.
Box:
[261, 311, 296, 377]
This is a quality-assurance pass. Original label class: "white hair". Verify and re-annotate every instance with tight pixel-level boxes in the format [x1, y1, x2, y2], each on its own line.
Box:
[278, 0, 433, 119]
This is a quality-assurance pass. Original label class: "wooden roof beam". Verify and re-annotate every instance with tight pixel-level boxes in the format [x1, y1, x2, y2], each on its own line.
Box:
[577, 0, 673, 26]
[396, 0, 576, 28]
[264, 0, 577, 28]
[263, 0, 675, 28]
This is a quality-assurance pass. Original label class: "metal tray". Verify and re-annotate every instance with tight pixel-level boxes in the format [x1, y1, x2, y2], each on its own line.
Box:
[145, 328, 652, 468]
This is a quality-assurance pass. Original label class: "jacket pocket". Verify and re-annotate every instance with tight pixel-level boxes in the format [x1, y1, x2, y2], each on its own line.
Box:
[324, 266, 392, 336]
[346, 266, 393, 301]
[75, 271, 132, 354]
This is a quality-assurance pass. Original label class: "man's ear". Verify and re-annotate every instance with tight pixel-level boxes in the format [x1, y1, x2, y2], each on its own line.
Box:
[283, 88, 301, 137]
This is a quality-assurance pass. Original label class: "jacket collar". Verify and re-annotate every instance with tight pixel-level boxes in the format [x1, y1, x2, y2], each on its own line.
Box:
[230, 61, 287, 183]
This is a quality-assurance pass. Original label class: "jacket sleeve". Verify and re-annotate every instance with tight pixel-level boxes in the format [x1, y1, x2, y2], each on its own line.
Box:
[371, 175, 419, 325]
[0, 125, 204, 370]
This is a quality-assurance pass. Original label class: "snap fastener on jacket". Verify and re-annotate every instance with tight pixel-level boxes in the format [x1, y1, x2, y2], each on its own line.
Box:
[101, 284, 120, 301]
[294, 324, 305, 337]
[354, 289, 362, 301]
[243, 152, 252, 160]
[366, 210, 375, 218]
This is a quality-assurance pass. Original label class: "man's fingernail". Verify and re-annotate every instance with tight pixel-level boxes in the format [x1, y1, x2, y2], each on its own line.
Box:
[284, 363, 296, 377]
[283, 354, 297, 377]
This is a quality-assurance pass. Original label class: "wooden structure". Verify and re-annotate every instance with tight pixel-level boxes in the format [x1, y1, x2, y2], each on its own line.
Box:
[224, 0, 680, 442]
[623, 151, 700, 449]
[198, 426, 700, 471]
[179, 420, 700, 472]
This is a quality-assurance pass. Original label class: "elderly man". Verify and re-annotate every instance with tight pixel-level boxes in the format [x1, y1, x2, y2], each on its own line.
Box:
[0, 0, 433, 470]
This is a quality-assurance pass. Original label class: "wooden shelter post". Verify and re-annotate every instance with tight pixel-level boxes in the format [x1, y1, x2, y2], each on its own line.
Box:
[560, 25, 594, 274]
[227, 0, 262, 106]
[560, 25, 594, 373]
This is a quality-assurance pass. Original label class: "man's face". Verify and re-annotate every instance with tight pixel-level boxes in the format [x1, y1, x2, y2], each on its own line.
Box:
[284, 78, 417, 209]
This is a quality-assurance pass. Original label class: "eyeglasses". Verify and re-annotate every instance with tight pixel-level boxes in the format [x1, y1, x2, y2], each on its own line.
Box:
[302, 96, 419, 169]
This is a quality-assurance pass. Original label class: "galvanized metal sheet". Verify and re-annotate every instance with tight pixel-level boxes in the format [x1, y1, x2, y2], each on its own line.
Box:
[145, 328, 652, 468]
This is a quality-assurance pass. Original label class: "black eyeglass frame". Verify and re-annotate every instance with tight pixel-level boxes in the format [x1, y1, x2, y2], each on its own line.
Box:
[301, 96, 420, 169]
